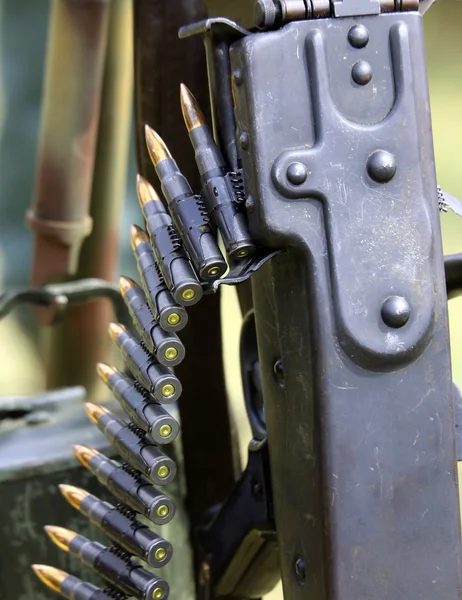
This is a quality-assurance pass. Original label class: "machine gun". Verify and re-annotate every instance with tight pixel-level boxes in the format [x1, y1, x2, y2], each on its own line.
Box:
[1, 1, 461, 599]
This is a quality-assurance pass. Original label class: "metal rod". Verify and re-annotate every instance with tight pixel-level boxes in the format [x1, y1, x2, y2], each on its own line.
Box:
[46, 0, 134, 398]
[27, 0, 111, 302]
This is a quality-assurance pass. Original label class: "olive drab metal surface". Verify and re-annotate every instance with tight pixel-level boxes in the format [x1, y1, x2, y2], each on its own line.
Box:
[230, 10, 462, 600]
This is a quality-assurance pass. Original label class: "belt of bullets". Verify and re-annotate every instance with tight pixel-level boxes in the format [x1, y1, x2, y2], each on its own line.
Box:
[32, 85, 255, 600]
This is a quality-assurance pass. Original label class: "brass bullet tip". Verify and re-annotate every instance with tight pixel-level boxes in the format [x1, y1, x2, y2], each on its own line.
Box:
[130, 224, 150, 250]
[119, 275, 139, 297]
[96, 362, 117, 383]
[137, 174, 160, 208]
[145, 125, 172, 166]
[72, 444, 99, 469]
[32, 565, 68, 593]
[44, 526, 77, 552]
[108, 322, 127, 341]
[180, 84, 206, 132]
[58, 484, 89, 510]
[84, 402, 110, 424]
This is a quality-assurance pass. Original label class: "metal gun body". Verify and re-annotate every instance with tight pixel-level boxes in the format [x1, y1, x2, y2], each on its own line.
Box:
[229, 10, 462, 600]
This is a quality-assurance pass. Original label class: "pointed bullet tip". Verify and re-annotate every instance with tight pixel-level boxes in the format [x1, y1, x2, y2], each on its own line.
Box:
[44, 526, 76, 552]
[108, 322, 126, 341]
[130, 224, 150, 250]
[180, 84, 206, 132]
[72, 444, 98, 469]
[84, 402, 110, 424]
[32, 565, 68, 593]
[119, 275, 138, 296]
[58, 484, 89, 510]
[96, 362, 117, 383]
[136, 174, 160, 208]
[145, 126, 171, 166]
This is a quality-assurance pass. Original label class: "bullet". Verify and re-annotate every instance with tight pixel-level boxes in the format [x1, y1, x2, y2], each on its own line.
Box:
[180, 84, 255, 261]
[32, 565, 119, 600]
[136, 172, 203, 306]
[59, 485, 173, 568]
[72, 445, 176, 525]
[145, 126, 171, 166]
[45, 527, 169, 600]
[142, 136, 227, 281]
[180, 84, 206, 132]
[108, 323, 182, 403]
[130, 225, 187, 332]
[119, 276, 185, 367]
[96, 363, 179, 444]
[84, 403, 177, 485]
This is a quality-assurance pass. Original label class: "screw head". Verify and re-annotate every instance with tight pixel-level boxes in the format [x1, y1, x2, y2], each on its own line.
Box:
[352, 60, 373, 85]
[182, 288, 196, 301]
[348, 24, 369, 48]
[155, 547, 167, 562]
[157, 504, 170, 518]
[367, 150, 397, 183]
[161, 384, 175, 398]
[294, 556, 306, 584]
[159, 424, 172, 438]
[239, 131, 249, 150]
[381, 296, 410, 328]
[157, 465, 170, 479]
[164, 347, 178, 361]
[287, 162, 308, 185]
[167, 313, 180, 326]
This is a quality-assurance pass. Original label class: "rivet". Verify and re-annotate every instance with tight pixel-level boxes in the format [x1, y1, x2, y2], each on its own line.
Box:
[352, 60, 373, 85]
[239, 131, 249, 150]
[287, 162, 307, 185]
[367, 150, 397, 183]
[348, 25, 369, 48]
[381, 296, 410, 328]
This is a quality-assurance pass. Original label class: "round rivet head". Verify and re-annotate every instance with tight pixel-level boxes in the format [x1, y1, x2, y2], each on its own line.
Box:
[352, 61, 373, 85]
[287, 162, 307, 185]
[348, 24, 369, 48]
[381, 296, 410, 328]
[367, 150, 397, 183]
[239, 131, 249, 150]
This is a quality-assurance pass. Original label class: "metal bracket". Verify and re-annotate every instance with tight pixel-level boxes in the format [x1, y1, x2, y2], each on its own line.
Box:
[0, 278, 129, 326]
[204, 248, 283, 293]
